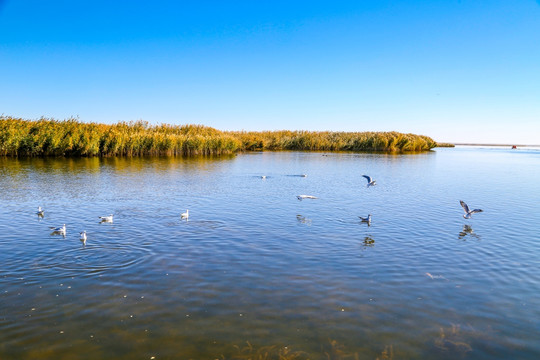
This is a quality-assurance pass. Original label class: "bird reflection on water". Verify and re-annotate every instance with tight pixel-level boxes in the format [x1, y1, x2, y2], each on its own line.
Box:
[296, 214, 312, 225]
[362, 235, 375, 249]
[458, 225, 481, 241]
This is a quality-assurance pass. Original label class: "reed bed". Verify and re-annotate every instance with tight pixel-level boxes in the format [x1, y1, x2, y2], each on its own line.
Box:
[0, 116, 438, 157]
[231, 130, 437, 152]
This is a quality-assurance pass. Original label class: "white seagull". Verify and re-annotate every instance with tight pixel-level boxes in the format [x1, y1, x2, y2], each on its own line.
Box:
[460, 200, 483, 219]
[261, 175, 267, 179]
[359, 214, 372, 226]
[50, 224, 66, 234]
[181, 209, 189, 220]
[99, 214, 114, 222]
[80, 231, 87, 244]
[362, 175, 376, 187]
[36, 206, 44, 216]
[297, 195, 318, 200]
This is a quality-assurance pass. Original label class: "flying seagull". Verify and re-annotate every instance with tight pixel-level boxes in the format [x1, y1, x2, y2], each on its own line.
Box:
[297, 195, 318, 200]
[362, 175, 376, 187]
[460, 200, 483, 219]
[359, 214, 372, 226]
[99, 214, 114, 223]
[181, 209, 189, 220]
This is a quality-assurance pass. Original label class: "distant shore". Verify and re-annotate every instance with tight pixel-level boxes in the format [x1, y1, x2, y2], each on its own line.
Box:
[434, 142, 455, 148]
[0, 116, 440, 156]
[453, 143, 540, 147]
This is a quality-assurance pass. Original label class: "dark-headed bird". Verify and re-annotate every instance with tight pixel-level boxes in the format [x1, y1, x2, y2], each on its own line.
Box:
[50, 224, 66, 235]
[297, 195, 318, 200]
[99, 214, 114, 223]
[359, 214, 372, 226]
[80, 231, 87, 244]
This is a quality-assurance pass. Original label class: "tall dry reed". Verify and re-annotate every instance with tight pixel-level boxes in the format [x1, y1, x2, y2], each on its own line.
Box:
[0, 116, 438, 157]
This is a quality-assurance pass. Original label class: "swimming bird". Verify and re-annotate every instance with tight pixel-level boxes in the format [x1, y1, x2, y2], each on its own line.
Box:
[50, 224, 66, 234]
[359, 214, 372, 226]
[80, 231, 87, 244]
[297, 195, 318, 200]
[99, 214, 114, 222]
[36, 206, 44, 216]
[181, 209, 189, 220]
[362, 175, 376, 187]
[460, 200, 483, 219]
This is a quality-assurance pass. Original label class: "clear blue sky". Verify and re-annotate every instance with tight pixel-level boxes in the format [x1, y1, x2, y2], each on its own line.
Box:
[1, 0, 539, 144]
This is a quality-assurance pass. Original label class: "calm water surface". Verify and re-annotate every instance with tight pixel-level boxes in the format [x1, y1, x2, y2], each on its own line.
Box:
[1, 147, 539, 359]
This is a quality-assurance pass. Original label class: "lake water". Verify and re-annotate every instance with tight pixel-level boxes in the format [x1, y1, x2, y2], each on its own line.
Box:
[1, 147, 539, 359]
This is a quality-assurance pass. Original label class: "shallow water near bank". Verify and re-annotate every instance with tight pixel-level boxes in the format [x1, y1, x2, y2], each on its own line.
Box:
[1, 147, 539, 359]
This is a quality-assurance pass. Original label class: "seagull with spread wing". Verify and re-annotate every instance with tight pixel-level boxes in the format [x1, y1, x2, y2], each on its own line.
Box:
[460, 200, 483, 219]
[362, 175, 376, 187]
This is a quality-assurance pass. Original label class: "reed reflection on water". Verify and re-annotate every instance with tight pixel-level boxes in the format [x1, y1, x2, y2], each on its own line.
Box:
[1, 147, 540, 359]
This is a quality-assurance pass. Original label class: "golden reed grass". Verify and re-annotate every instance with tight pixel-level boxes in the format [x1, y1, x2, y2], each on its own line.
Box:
[0, 116, 439, 156]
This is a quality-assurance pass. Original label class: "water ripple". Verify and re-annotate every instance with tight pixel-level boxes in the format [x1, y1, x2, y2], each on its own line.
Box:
[1, 150, 540, 359]
[31, 243, 152, 276]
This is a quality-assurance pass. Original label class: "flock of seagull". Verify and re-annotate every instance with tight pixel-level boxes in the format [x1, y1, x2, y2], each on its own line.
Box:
[42, 211, 117, 245]
[38, 172, 483, 244]
[294, 173, 483, 226]
[38, 205, 191, 245]
[295, 174, 377, 225]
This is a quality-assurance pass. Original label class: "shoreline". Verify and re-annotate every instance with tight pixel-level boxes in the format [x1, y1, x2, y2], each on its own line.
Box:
[453, 143, 540, 147]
